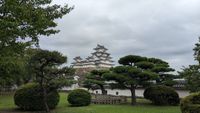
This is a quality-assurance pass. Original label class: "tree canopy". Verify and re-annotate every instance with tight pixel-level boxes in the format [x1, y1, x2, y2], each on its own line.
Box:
[179, 37, 200, 92]
[83, 70, 109, 95]
[0, 0, 73, 52]
[0, 0, 73, 89]
[119, 55, 175, 85]
[29, 49, 74, 112]
[179, 65, 200, 92]
[104, 55, 159, 105]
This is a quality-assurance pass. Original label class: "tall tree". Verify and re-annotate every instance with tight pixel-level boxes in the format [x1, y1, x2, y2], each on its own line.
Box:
[104, 55, 158, 105]
[0, 0, 73, 51]
[179, 65, 200, 92]
[83, 70, 109, 95]
[14, 48, 42, 86]
[0, 0, 73, 88]
[179, 37, 200, 92]
[0, 56, 24, 89]
[29, 49, 74, 113]
[0, 48, 42, 89]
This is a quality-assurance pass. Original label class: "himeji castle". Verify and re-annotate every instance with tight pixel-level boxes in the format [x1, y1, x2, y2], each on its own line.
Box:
[71, 44, 114, 69]
[71, 44, 114, 85]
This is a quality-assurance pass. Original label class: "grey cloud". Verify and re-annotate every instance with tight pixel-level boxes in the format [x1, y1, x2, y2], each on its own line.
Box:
[40, 0, 200, 71]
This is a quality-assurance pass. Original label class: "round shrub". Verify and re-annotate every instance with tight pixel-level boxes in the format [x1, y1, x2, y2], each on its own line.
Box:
[14, 83, 59, 111]
[67, 89, 91, 106]
[180, 92, 200, 113]
[144, 85, 180, 105]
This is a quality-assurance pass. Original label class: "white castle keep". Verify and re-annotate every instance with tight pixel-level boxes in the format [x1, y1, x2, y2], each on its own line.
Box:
[71, 44, 114, 69]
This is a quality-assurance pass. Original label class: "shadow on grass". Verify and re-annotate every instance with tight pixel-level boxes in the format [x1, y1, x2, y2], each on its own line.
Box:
[0, 108, 53, 113]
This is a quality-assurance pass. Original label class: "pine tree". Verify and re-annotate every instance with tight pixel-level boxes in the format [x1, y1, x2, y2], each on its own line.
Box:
[104, 55, 159, 105]
[29, 49, 74, 112]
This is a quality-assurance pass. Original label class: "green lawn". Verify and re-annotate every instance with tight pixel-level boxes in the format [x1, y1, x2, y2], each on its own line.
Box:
[0, 94, 15, 110]
[0, 93, 181, 113]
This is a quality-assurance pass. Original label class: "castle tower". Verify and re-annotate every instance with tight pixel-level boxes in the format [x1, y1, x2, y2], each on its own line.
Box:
[71, 56, 84, 68]
[91, 44, 114, 68]
[71, 44, 114, 86]
[71, 44, 114, 69]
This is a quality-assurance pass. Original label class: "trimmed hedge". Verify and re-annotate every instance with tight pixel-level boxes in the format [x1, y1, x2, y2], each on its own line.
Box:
[14, 83, 59, 111]
[144, 85, 180, 105]
[68, 89, 91, 106]
[180, 92, 200, 113]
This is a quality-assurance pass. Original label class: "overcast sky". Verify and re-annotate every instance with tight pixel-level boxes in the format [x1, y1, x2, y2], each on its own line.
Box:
[39, 0, 200, 71]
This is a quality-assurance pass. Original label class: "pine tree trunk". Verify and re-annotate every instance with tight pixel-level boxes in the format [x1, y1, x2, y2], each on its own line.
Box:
[100, 86, 107, 95]
[40, 76, 50, 113]
[130, 86, 136, 105]
[42, 85, 50, 113]
[39, 64, 50, 113]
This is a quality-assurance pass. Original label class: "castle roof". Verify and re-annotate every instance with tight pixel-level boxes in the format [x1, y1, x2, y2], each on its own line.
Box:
[91, 52, 110, 55]
[93, 44, 108, 50]
[73, 56, 83, 61]
[71, 44, 114, 68]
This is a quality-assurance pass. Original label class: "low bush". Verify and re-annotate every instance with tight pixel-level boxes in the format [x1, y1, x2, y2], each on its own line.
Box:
[144, 85, 180, 105]
[180, 92, 200, 113]
[67, 89, 91, 106]
[14, 83, 59, 111]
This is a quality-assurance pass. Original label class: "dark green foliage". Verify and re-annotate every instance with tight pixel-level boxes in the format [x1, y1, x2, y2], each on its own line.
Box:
[106, 55, 175, 105]
[68, 89, 91, 106]
[14, 83, 59, 110]
[83, 70, 109, 95]
[0, 48, 39, 88]
[180, 92, 200, 113]
[104, 55, 159, 105]
[0, 0, 72, 90]
[29, 49, 74, 112]
[0, 56, 23, 88]
[29, 49, 75, 90]
[194, 37, 200, 62]
[135, 61, 154, 69]
[179, 38, 200, 93]
[148, 58, 168, 65]
[149, 61, 175, 86]
[144, 85, 180, 105]
[118, 55, 176, 86]
[161, 78, 177, 87]
[118, 55, 147, 66]
[0, 0, 72, 48]
[179, 65, 200, 92]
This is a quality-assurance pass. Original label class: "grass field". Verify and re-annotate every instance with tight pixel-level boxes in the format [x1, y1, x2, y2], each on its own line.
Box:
[0, 93, 181, 113]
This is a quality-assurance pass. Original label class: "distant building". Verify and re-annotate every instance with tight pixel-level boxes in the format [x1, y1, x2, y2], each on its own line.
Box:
[71, 44, 114, 85]
[71, 44, 114, 69]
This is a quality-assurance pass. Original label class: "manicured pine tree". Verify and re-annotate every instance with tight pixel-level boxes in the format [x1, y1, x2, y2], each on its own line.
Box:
[104, 55, 159, 105]
[29, 49, 74, 113]
[83, 70, 109, 95]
